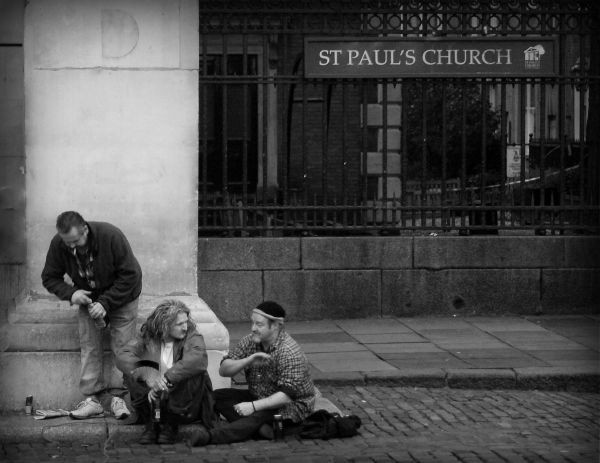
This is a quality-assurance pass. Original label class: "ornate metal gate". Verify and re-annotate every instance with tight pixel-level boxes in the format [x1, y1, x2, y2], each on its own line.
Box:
[198, 0, 599, 236]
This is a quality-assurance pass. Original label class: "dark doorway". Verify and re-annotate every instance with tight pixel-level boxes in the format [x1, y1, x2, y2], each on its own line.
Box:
[200, 54, 258, 195]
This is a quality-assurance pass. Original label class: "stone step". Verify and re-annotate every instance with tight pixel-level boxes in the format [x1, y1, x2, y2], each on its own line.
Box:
[8, 299, 77, 325]
[2, 321, 229, 352]
[2, 323, 80, 351]
[0, 350, 229, 411]
[8, 293, 226, 327]
[3, 296, 229, 349]
[0, 294, 231, 411]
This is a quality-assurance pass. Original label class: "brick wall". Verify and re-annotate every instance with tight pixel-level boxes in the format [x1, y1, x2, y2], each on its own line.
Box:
[198, 236, 600, 321]
[283, 35, 362, 200]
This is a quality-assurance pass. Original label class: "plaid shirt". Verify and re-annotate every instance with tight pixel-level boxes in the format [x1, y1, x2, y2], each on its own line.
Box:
[72, 246, 96, 289]
[224, 330, 315, 422]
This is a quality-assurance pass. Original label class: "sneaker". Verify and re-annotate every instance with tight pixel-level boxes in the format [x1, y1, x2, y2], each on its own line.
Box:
[111, 396, 131, 420]
[69, 397, 104, 420]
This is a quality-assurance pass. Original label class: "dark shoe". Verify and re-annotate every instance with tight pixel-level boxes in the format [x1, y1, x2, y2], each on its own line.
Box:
[188, 426, 210, 447]
[157, 422, 178, 445]
[139, 422, 158, 445]
[258, 423, 274, 440]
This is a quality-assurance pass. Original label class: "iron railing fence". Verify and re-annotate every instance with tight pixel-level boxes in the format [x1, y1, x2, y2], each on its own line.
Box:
[198, 0, 600, 236]
[197, 192, 599, 236]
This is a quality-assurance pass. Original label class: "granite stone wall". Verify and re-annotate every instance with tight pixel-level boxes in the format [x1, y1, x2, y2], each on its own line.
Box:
[198, 236, 600, 321]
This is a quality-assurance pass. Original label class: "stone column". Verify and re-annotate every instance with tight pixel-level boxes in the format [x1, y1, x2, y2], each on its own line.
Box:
[0, 0, 229, 410]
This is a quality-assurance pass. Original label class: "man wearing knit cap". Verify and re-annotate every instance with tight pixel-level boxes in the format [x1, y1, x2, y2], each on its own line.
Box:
[190, 301, 315, 446]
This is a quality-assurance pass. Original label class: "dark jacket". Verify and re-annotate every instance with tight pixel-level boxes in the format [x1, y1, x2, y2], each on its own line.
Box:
[41, 221, 142, 311]
[118, 323, 214, 426]
[116, 322, 208, 385]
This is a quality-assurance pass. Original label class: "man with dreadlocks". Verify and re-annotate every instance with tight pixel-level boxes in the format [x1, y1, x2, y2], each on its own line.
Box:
[190, 301, 315, 446]
[116, 299, 214, 445]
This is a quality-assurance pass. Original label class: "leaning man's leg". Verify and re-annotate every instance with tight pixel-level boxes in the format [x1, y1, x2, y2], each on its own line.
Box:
[77, 304, 106, 397]
[108, 298, 139, 385]
[101, 299, 138, 406]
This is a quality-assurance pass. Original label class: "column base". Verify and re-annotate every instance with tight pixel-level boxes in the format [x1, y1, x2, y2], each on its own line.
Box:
[0, 291, 230, 411]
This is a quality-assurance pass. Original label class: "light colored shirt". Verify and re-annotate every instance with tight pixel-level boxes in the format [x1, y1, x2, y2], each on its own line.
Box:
[160, 341, 174, 376]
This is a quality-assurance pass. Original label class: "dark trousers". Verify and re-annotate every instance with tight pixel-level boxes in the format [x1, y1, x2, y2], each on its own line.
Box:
[125, 371, 214, 427]
[210, 388, 274, 444]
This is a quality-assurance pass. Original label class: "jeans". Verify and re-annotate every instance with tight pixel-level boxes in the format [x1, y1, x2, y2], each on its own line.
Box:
[78, 298, 138, 403]
[209, 388, 277, 444]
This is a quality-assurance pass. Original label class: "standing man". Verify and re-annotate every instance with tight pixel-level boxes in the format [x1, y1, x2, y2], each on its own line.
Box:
[42, 211, 142, 419]
[190, 301, 315, 446]
[116, 299, 214, 444]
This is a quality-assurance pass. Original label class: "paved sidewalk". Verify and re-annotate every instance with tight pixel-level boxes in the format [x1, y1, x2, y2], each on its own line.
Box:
[228, 314, 599, 390]
[0, 314, 598, 452]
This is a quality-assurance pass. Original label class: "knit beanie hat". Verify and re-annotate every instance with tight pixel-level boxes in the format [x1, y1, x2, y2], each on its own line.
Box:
[253, 301, 286, 321]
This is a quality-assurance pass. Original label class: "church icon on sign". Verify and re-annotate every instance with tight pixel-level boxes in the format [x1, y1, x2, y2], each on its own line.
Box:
[524, 45, 545, 69]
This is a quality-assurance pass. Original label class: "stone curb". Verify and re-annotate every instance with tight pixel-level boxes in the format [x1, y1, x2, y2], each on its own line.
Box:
[446, 368, 517, 389]
[311, 371, 365, 385]
[313, 371, 599, 392]
[363, 369, 446, 388]
[0, 416, 107, 444]
[514, 367, 600, 393]
[0, 416, 206, 444]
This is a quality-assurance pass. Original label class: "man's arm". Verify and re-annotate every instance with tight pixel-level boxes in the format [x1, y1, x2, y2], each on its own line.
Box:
[236, 391, 292, 417]
[115, 338, 144, 377]
[116, 339, 165, 391]
[95, 230, 141, 311]
[218, 352, 270, 377]
[41, 237, 78, 302]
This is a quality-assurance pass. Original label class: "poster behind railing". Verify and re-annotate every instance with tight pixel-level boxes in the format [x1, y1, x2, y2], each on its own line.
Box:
[506, 145, 529, 180]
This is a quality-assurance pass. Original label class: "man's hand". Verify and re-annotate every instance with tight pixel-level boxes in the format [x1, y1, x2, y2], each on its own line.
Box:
[250, 352, 271, 365]
[146, 372, 170, 393]
[148, 389, 160, 404]
[87, 302, 106, 320]
[71, 289, 92, 306]
[219, 352, 272, 378]
[234, 401, 256, 417]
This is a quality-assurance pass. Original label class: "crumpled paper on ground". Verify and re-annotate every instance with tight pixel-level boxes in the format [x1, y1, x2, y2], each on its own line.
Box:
[33, 409, 70, 420]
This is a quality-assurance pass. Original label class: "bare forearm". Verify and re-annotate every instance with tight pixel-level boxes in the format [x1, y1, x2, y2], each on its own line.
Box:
[253, 391, 291, 412]
[219, 357, 251, 377]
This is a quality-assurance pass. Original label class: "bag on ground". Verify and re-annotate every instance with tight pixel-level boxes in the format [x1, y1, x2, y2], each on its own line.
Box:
[298, 409, 361, 439]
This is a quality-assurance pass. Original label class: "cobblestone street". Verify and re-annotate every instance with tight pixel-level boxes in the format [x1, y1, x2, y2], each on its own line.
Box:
[2, 385, 598, 463]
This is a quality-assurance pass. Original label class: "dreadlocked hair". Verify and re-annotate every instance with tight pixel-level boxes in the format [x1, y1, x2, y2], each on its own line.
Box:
[140, 299, 195, 343]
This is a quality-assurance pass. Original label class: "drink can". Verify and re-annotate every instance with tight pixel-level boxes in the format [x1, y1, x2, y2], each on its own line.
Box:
[25, 396, 33, 415]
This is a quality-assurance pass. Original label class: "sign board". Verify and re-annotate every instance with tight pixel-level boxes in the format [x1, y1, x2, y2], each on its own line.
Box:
[506, 145, 523, 179]
[304, 37, 558, 78]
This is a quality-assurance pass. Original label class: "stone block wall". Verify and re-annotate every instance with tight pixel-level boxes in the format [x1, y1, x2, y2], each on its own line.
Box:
[0, 0, 26, 322]
[198, 236, 600, 321]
